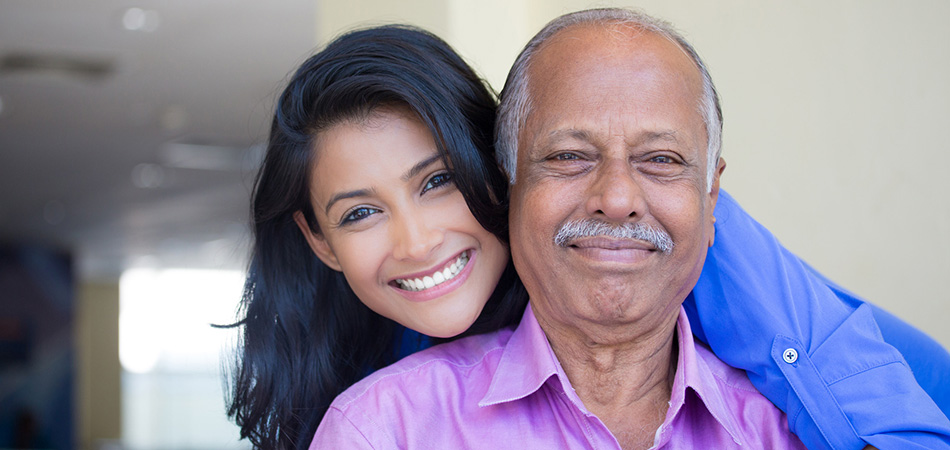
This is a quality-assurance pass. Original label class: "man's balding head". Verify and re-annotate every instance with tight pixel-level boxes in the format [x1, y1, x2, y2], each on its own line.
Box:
[496, 8, 722, 191]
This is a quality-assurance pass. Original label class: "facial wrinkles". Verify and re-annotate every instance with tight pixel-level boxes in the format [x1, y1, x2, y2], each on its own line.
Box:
[512, 25, 714, 287]
[599, 25, 707, 141]
[545, 70, 699, 167]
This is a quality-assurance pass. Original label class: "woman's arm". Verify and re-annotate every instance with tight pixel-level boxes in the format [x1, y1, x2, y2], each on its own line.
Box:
[685, 189, 950, 450]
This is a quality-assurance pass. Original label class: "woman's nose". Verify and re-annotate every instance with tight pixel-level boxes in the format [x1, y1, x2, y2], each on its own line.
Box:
[391, 210, 444, 261]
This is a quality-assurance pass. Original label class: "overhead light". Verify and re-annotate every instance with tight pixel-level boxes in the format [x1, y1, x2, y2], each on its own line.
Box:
[159, 140, 260, 172]
[122, 8, 161, 32]
[131, 163, 165, 188]
[159, 105, 187, 132]
[0, 53, 115, 81]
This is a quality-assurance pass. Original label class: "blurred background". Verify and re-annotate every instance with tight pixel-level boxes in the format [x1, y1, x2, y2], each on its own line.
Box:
[1, 0, 947, 449]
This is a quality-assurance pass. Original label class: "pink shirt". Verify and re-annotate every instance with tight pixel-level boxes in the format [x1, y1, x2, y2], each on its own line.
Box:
[311, 304, 806, 449]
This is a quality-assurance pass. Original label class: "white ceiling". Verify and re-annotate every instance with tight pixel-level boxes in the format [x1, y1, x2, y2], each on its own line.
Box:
[0, 0, 319, 279]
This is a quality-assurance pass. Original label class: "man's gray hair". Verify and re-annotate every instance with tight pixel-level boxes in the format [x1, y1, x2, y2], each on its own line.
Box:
[554, 219, 674, 254]
[495, 8, 723, 191]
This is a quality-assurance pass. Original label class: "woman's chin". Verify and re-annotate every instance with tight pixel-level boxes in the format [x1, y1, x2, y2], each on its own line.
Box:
[406, 308, 482, 339]
[415, 320, 473, 339]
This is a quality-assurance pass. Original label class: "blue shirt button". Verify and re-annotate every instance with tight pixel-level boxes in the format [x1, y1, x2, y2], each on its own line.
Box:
[783, 348, 799, 364]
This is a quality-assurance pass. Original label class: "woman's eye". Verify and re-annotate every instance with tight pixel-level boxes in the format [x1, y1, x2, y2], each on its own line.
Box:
[340, 207, 379, 225]
[422, 172, 454, 194]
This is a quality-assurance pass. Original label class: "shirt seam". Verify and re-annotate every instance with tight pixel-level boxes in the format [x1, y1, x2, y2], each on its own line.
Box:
[558, 388, 605, 450]
[334, 344, 507, 411]
[329, 405, 389, 449]
[483, 304, 557, 406]
[692, 363, 748, 444]
[706, 367, 764, 394]
[822, 357, 906, 385]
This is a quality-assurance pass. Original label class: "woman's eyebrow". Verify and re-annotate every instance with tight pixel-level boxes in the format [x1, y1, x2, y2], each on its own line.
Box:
[401, 154, 442, 182]
[325, 188, 372, 215]
[324, 154, 442, 215]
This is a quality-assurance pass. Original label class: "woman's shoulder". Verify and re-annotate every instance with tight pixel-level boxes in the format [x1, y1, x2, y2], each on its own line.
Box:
[330, 327, 516, 411]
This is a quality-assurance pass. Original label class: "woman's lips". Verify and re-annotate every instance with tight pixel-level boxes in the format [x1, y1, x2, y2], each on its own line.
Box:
[392, 250, 471, 292]
[389, 249, 478, 303]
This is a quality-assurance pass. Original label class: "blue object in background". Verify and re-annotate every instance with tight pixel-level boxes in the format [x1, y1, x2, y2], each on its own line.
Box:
[0, 244, 74, 450]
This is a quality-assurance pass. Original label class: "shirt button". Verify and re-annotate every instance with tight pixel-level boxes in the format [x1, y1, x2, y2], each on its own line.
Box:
[783, 348, 799, 364]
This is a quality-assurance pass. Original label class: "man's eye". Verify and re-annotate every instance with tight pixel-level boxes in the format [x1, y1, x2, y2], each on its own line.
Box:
[341, 207, 379, 225]
[651, 155, 674, 164]
[554, 152, 580, 161]
[422, 172, 454, 194]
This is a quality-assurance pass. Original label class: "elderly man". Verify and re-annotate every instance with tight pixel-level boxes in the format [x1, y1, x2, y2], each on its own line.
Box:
[311, 8, 950, 450]
[498, 9, 793, 448]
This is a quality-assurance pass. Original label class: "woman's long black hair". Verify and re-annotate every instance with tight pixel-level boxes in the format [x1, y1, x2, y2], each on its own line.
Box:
[223, 25, 527, 450]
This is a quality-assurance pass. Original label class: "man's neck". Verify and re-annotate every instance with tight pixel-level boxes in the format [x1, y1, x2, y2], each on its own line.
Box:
[538, 308, 680, 450]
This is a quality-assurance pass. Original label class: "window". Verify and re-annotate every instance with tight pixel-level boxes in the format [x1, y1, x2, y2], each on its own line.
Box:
[119, 268, 248, 449]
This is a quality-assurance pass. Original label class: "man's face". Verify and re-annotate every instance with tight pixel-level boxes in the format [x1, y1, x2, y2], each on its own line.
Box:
[509, 24, 724, 336]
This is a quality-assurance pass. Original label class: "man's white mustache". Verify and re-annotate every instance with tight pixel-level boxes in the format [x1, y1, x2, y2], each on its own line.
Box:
[554, 219, 674, 254]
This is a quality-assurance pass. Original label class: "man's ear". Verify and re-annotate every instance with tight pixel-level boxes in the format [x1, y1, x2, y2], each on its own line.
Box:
[707, 157, 727, 248]
[293, 210, 342, 272]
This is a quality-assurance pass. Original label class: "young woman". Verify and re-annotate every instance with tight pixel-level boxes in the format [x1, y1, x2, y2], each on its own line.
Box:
[225, 24, 950, 450]
[225, 25, 526, 450]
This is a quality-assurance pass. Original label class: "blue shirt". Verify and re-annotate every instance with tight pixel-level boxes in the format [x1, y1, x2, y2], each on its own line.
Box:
[687, 190, 950, 450]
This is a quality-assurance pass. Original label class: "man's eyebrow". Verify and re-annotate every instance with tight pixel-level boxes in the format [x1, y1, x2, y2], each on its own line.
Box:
[640, 130, 681, 144]
[401, 153, 442, 182]
[325, 188, 373, 216]
[538, 129, 683, 148]
[543, 129, 593, 144]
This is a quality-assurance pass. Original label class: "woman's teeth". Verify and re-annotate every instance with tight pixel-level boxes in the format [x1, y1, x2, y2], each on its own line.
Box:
[395, 251, 470, 292]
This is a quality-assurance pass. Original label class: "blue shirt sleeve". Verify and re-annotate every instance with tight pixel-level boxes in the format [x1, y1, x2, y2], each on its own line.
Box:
[684, 190, 950, 450]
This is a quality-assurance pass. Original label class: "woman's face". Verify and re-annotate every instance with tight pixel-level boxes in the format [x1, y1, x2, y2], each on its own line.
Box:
[295, 108, 509, 338]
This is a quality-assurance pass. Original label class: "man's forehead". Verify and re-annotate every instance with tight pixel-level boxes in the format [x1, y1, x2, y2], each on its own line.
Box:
[528, 23, 700, 92]
[540, 128, 685, 145]
[520, 23, 706, 153]
[536, 21, 661, 54]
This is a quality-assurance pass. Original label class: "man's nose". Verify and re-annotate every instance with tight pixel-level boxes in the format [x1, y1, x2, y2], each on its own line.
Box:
[585, 158, 646, 221]
[391, 210, 444, 261]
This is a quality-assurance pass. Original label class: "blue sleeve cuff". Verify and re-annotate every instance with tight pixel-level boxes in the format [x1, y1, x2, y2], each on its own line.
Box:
[774, 329, 950, 450]
[771, 335, 859, 450]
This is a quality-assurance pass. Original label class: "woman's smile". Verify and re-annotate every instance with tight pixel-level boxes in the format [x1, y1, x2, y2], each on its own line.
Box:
[392, 249, 471, 293]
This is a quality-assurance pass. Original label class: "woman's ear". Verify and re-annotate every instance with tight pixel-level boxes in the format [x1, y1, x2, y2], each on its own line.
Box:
[293, 211, 342, 272]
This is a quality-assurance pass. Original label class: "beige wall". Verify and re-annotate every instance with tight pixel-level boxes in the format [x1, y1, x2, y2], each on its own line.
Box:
[77, 282, 122, 450]
[317, 1, 950, 347]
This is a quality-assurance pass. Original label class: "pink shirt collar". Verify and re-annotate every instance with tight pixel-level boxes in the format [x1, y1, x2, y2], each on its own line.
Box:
[481, 302, 744, 445]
